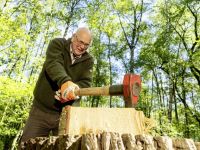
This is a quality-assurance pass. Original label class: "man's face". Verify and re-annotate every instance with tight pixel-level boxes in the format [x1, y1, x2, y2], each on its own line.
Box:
[71, 31, 91, 56]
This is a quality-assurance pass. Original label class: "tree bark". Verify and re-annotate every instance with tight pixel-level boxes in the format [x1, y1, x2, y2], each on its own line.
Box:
[20, 133, 200, 150]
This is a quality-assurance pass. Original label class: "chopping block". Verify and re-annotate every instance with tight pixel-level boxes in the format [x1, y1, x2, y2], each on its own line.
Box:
[59, 106, 153, 135]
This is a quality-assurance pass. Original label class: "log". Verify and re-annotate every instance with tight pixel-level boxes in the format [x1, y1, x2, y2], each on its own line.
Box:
[59, 106, 154, 135]
[21, 133, 200, 150]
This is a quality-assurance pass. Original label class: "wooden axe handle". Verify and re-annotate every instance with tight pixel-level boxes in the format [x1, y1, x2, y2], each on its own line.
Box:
[74, 85, 123, 96]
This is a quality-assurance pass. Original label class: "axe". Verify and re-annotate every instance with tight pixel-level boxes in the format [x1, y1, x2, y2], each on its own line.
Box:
[74, 74, 141, 107]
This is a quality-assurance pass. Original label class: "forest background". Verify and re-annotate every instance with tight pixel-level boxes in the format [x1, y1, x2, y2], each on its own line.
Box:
[0, 0, 199, 149]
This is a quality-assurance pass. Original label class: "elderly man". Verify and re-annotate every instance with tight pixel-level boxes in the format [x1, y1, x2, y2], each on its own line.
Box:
[21, 27, 94, 142]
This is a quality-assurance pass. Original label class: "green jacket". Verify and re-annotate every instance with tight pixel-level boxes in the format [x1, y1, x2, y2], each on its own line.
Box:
[33, 38, 94, 113]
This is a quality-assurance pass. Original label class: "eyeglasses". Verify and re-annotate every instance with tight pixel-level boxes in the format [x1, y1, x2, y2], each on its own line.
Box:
[75, 35, 90, 49]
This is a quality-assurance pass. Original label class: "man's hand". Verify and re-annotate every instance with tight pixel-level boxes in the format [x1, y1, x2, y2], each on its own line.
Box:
[55, 81, 79, 103]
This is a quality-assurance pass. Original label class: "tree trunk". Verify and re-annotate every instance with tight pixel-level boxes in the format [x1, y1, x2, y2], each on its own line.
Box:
[152, 69, 162, 126]
[108, 36, 112, 108]
[168, 79, 173, 123]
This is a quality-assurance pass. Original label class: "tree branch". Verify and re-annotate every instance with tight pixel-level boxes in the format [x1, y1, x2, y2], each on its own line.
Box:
[190, 66, 200, 86]
[187, 4, 199, 53]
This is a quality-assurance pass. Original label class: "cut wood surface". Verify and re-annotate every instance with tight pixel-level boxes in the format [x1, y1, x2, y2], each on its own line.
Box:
[59, 106, 154, 136]
[21, 133, 200, 150]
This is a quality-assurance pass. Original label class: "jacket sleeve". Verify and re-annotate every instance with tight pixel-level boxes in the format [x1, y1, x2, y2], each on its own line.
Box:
[44, 38, 71, 88]
[75, 58, 94, 88]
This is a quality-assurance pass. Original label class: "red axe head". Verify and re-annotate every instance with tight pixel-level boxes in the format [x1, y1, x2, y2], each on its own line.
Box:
[123, 74, 142, 107]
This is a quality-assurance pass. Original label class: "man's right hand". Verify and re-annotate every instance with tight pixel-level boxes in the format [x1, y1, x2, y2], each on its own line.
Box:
[55, 81, 79, 103]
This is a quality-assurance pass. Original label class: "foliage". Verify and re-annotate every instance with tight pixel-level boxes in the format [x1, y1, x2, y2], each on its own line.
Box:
[0, 76, 33, 149]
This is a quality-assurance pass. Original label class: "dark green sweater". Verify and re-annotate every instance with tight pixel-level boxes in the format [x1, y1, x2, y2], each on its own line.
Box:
[33, 38, 94, 113]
